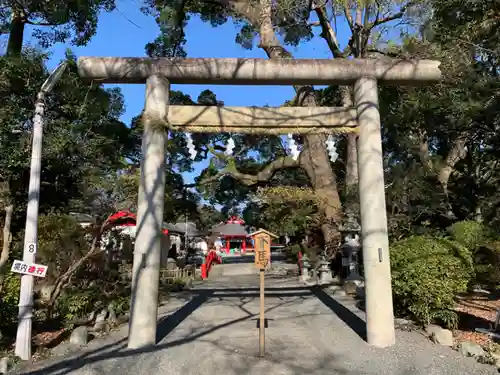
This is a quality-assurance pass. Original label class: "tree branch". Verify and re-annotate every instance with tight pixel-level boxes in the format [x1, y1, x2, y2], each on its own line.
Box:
[369, 1, 417, 30]
[342, 0, 354, 30]
[202, 156, 300, 186]
[315, 5, 344, 57]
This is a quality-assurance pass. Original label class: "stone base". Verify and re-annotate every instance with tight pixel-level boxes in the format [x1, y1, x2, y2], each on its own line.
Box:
[319, 271, 333, 285]
[299, 274, 310, 283]
[344, 279, 363, 294]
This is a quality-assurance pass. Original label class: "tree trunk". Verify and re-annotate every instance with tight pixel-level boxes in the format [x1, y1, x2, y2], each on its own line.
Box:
[258, 1, 342, 253]
[46, 223, 105, 315]
[341, 86, 359, 191]
[7, 10, 26, 57]
[0, 204, 14, 292]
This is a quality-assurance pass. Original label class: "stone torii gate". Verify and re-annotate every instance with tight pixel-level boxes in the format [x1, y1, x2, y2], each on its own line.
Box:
[77, 57, 441, 350]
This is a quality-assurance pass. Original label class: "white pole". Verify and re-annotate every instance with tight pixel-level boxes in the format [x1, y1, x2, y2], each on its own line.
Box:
[15, 62, 67, 360]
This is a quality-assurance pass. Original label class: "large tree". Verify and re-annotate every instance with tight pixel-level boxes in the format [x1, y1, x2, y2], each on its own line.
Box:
[0, 51, 132, 281]
[143, 0, 427, 254]
[376, 0, 500, 236]
[1, 0, 116, 56]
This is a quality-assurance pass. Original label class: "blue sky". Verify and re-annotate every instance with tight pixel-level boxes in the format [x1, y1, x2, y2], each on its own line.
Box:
[15, 1, 350, 185]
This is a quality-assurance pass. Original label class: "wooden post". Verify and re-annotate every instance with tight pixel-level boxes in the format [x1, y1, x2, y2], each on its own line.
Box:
[252, 231, 273, 357]
[259, 267, 265, 357]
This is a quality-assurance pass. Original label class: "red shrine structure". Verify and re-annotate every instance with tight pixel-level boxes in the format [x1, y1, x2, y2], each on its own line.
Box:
[211, 216, 249, 254]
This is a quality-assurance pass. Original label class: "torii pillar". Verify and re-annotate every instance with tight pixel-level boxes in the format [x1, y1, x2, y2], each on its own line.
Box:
[128, 74, 169, 349]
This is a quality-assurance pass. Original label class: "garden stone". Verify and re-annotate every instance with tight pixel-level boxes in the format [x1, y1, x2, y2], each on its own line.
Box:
[93, 321, 110, 333]
[95, 308, 108, 323]
[0, 356, 13, 374]
[51, 342, 78, 357]
[344, 279, 362, 294]
[424, 324, 443, 336]
[430, 329, 453, 346]
[395, 318, 418, 331]
[458, 341, 486, 358]
[424, 324, 453, 346]
[70, 326, 89, 346]
[107, 306, 117, 324]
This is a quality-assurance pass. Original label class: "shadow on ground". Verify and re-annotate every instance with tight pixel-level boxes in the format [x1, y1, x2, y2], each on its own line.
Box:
[17, 285, 367, 375]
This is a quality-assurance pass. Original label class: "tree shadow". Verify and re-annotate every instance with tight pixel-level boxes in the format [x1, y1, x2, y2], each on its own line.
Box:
[16, 284, 371, 375]
[310, 286, 367, 340]
[455, 310, 495, 333]
[155, 290, 213, 343]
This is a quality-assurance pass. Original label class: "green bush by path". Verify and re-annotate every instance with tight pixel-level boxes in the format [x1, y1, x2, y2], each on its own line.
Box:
[447, 220, 495, 250]
[447, 220, 500, 288]
[390, 235, 473, 328]
[0, 272, 21, 339]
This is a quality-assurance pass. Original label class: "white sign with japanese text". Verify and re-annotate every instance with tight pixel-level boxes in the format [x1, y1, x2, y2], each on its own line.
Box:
[11, 260, 48, 278]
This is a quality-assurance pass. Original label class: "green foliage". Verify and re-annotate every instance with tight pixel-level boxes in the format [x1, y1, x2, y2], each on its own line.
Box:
[447, 220, 495, 250]
[34, 214, 90, 281]
[0, 272, 21, 336]
[391, 236, 473, 328]
[2, 0, 116, 55]
[108, 295, 130, 316]
[55, 290, 96, 322]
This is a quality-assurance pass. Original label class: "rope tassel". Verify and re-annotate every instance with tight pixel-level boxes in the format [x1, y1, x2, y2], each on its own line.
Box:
[287, 133, 300, 161]
[185, 133, 197, 160]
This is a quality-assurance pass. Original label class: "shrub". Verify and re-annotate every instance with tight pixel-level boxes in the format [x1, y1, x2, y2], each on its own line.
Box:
[390, 236, 473, 328]
[447, 221, 500, 287]
[0, 272, 21, 338]
[473, 241, 500, 287]
[447, 220, 495, 250]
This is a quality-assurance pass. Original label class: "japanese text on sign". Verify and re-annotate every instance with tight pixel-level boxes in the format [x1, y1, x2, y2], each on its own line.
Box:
[11, 260, 47, 278]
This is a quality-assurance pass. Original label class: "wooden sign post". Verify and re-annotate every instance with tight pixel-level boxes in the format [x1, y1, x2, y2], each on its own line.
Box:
[248, 229, 278, 357]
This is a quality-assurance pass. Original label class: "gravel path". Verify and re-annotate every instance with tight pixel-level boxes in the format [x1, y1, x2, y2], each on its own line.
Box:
[16, 273, 497, 375]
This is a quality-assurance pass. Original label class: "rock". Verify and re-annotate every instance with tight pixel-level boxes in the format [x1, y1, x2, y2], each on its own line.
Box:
[395, 318, 414, 326]
[95, 309, 108, 323]
[424, 324, 453, 346]
[458, 341, 486, 358]
[0, 356, 13, 374]
[93, 321, 110, 333]
[430, 330, 453, 347]
[107, 306, 117, 324]
[344, 280, 361, 294]
[51, 342, 78, 357]
[424, 324, 443, 336]
[70, 326, 89, 346]
[395, 318, 418, 331]
[355, 285, 365, 298]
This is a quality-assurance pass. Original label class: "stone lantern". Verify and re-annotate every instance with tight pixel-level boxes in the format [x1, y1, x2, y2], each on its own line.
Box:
[317, 250, 332, 285]
[339, 211, 362, 282]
